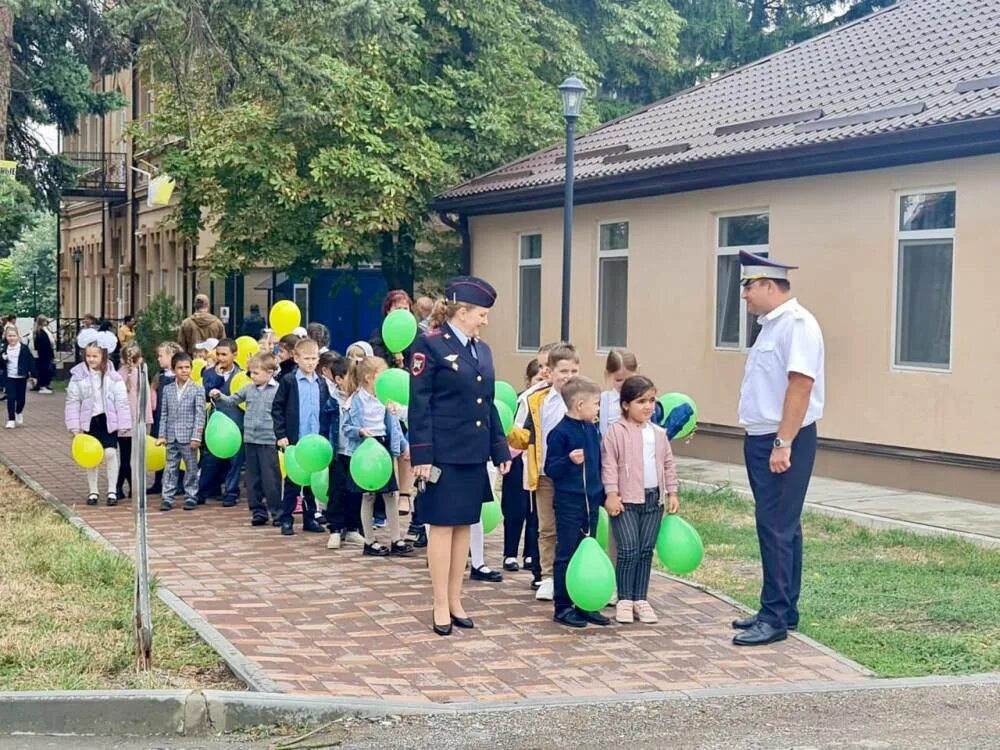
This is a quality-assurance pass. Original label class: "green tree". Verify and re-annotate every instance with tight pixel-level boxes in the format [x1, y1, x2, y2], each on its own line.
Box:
[134, 289, 184, 371]
[2, 210, 57, 316]
[0, 176, 34, 255]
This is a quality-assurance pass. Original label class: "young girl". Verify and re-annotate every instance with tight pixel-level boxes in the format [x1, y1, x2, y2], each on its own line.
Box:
[341, 356, 412, 557]
[116, 343, 152, 499]
[65, 341, 131, 505]
[2, 325, 35, 428]
[601, 375, 680, 625]
[277, 334, 301, 379]
[148, 341, 182, 495]
[599, 349, 639, 436]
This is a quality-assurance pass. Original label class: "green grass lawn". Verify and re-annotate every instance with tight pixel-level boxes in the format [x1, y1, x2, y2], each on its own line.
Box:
[671, 487, 1000, 677]
[0, 466, 241, 691]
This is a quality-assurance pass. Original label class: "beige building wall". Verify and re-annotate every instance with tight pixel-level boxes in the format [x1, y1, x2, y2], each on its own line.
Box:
[470, 154, 1000, 461]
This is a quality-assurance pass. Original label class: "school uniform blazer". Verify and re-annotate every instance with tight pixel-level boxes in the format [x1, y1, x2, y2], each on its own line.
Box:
[407, 325, 510, 468]
[271, 371, 331, 444]
[158, 380, 206, 444]
[0, 341, 36, 383]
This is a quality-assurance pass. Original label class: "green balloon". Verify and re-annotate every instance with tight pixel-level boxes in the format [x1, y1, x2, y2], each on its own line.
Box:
[382, 309, 417, 354]
[296, 433, 333, 473]
[349, 437, 394, 491]
[283, 445, 312, 486]
[657, 392, 698, 440]
[205, 411, 242, 459]
[311, 469, 329, 505]
[494, 381, 517, 413]
[656, 514, 704, 575]
[596, 506, 610, 551]
[481, 497, 502, 534]
[566, 537, 617, 611]
[494, 399, 514, 436]
[375, 368, 410, 406]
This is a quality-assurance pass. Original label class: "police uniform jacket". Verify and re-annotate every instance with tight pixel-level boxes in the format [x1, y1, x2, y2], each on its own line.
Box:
[408, 325, 511, 468]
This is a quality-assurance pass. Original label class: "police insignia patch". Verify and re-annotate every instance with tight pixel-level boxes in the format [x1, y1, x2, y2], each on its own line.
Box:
[411, 353, 426, 376]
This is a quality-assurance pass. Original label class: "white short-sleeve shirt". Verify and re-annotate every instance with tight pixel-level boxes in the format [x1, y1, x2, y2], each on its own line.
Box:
[738, 298, 825, 436]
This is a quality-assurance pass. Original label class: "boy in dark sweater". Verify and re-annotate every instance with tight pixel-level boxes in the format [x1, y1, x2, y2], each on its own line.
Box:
[544, 375, 611, 628]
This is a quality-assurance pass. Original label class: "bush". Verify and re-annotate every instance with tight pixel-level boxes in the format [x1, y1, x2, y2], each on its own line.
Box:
[135, 290, 184, 372]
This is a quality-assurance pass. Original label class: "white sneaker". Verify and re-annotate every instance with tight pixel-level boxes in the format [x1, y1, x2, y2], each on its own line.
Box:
[15, 413, 23, 426]
[4, 421, 14, 429]
[343, 530, 366, 545]
[326, 532, 342, 550]
[535, 578, 554, 601]
[38, 387, 53, 394]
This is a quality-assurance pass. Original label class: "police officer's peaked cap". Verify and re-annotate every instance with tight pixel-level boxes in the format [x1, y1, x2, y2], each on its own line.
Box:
[739, 250, 798, 282]
[445, 276, 497, 308]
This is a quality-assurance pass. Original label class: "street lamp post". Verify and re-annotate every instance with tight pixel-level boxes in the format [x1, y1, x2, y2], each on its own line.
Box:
[71, 248, 82, 341]
[558, 75, 586, 343]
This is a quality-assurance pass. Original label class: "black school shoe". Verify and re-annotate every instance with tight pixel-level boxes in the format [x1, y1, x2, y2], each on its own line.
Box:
[251, 515, 269, 527]
[86, 494, 99, 506]
[554, 607, 588, 628]
[577, 608, 611, 626]
[470, 565, 503, 582]
[363, 542, 390, 557]
[222, 497, 238, 508]
[106, 493, 118, 507]
[183, 498, 197, 510]
[302, 520, 327, 533]
[503, 557, 520, 572]
[280, 520, 295, 536]
[390, 540, 414, 556]
[159, 500, 173, 511]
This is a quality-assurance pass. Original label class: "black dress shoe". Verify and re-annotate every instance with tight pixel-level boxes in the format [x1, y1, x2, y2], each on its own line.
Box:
[733, 620, 787, 646]
[302, 521, 326, 533]
[470, 565, 503, 582]
[433, 620, 453, 636]
[554, 608, 588, 628]
[251, 515, 268, 527]
[732, 614, 797, 631]
[577, 608, 611, 626]
[280, 521, 295, 536]
[450, 614, 474, 629]
[146, 484, 162, 496]
[503, 558, 520, 572]
[272, 519, 282, 527]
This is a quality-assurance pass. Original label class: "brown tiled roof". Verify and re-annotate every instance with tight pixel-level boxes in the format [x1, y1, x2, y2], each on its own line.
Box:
[436, 0, 1000, 212]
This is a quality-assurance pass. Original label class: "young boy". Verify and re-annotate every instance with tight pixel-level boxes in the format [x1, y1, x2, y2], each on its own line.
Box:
[544, 375, 610, 628]
[272, 338, 331, 535]
[148, 341, 181, 495]
[157, 351, 205, 511]
[199, 338, 244, 507]
[210, 352, 281, 526]
[510, 342, 579, 601]
[318, 351, 364, 549]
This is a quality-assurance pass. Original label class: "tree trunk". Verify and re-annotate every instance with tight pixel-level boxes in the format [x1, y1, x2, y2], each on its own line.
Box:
[378, 227, 415, 295]
[0, 3, 13, 160]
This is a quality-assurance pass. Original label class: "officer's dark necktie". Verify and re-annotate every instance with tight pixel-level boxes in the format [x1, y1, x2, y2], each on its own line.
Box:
[466, 338, 478, 360]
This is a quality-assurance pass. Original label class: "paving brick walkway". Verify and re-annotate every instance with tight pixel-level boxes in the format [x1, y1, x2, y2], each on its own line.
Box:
[0, 393, 868, 703]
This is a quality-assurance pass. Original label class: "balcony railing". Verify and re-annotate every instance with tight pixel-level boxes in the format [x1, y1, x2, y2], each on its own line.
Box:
[61, 151, 128, 198]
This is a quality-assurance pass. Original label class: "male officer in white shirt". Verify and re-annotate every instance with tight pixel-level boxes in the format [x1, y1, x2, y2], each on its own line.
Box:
[733, 250, 825, 646]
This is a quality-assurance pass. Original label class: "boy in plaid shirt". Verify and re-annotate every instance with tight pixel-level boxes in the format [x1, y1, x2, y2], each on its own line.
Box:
[157, 351, 206, 511]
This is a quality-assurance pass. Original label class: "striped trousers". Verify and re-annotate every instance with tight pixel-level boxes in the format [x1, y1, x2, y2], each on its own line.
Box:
[611, 489, 661, 601]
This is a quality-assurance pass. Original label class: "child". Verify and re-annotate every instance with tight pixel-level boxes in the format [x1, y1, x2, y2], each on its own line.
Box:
[156, 351, 206, 511]
[116, 343, 153, 499]
[198, 338, 244, 507]
[341, 356, 412, 556]
[276, 333, 301, 379]
[2, 325, 35, 428]
[345, 340, 373, 364]
[319, 351, 365, 549]
[544, 376, 610, 628]
[272, 338, 330, 535]
[307, 322, 331, 354]
[599, 350, 639, 436]
[601, 375, 680, 625]
[501, 358, 543, 574]
[210, 352, 282, 526]
[148, 341, 181, 495]
[65, 341, 131, 505]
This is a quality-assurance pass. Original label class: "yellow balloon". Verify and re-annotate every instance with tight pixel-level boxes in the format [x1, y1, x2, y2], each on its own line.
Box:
[230, 372, 252, 410]
[145, 435, 166, 472]
[191, 358, 206, 384]
[234, 336, 260, 369]
[71, 434, 104, 468]
[269, 300, 301, 338]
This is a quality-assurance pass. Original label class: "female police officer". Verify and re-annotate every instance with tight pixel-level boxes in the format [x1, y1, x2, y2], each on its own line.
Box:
[408, 276, 511, 636]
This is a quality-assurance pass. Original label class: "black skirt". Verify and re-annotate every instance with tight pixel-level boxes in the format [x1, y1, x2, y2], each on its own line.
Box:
[345, 434, 399, 495]
[86, 413, 117, 450]
[420, 462, 492, 527]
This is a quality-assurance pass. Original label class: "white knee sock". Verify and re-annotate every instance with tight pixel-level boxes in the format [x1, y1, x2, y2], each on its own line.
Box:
[104, 448, 120, 496]
[470, 520, 485, 569]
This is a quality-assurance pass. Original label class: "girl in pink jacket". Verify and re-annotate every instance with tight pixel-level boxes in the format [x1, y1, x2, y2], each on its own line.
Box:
[65, 342, 131, 506]
[116, 343, 153, 499]
[601, 375, 680, 626]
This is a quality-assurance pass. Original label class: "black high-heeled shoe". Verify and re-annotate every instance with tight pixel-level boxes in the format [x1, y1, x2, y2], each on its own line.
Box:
[433, 618, 453, 636]
[450, 614, 474, 629]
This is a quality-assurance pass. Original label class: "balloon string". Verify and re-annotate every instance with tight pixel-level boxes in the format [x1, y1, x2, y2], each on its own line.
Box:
[580, 421, 591, 537]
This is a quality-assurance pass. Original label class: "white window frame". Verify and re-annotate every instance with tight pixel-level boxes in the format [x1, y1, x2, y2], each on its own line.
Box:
[516, 232, 542, 353]
[891, 186, 956, 373]
[293, 283, 310, 323]
[596, 219, 630, 353]
[714, 209, 769, 352]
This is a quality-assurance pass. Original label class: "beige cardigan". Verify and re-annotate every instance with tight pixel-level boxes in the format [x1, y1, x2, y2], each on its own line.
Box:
[601, 419, 679, 504]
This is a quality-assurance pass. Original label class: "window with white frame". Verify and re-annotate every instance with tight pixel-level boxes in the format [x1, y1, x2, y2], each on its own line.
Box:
[597, 221, 629, 349]
[894, 189, 955, 370]
[517, 233, 542, 351]
[715, 212, 769, 349]
[293, 283, 310, 323]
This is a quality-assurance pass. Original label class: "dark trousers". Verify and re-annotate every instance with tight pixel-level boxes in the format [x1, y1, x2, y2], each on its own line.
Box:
[4, 377, 27, 420]
[502, 456, 539, 566]
[325, 453, 362, 532]
[34, 359, 54, 389]
[245, 444, 282, 520]
[280, 477, 318, 527]
[116, 436, 133, 494]
[553, 489, 603, 613]
[611, 489, 662, 601]
[198, 446, 245, 502]
[743, 422, 817, 629]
